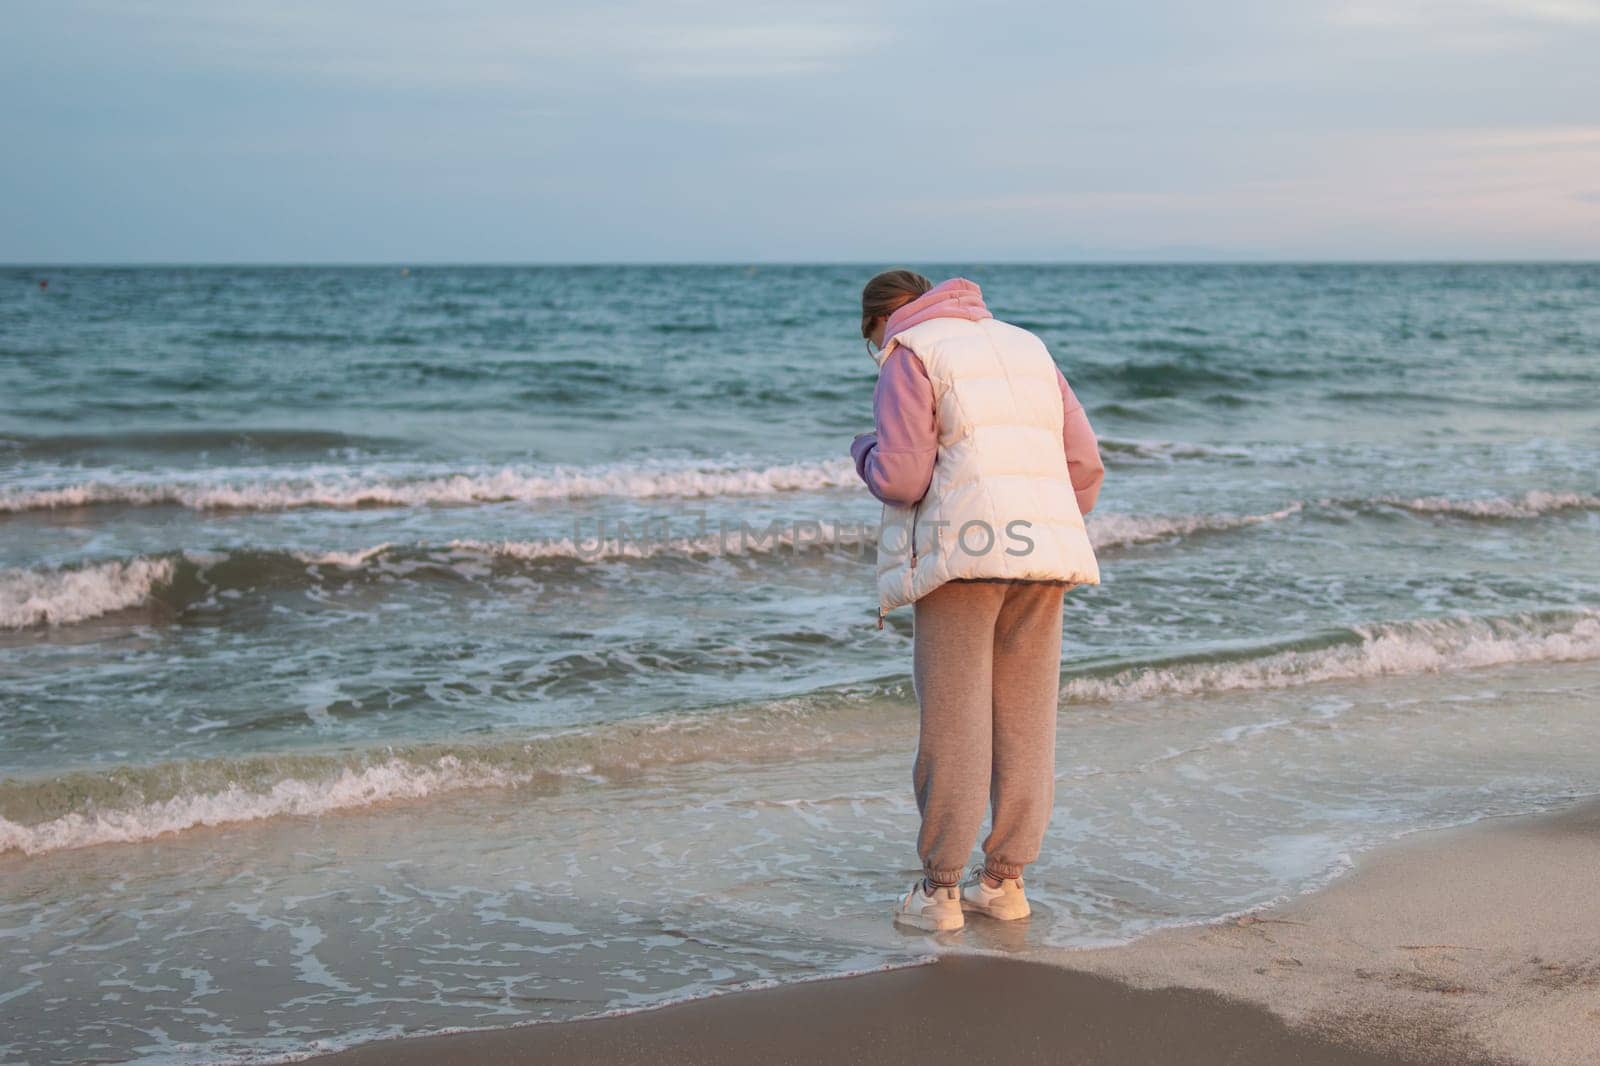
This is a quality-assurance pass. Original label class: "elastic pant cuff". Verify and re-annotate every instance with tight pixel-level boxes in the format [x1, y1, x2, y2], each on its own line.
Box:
[984, 859, 1025, 880]
[923, 868, 963, 888]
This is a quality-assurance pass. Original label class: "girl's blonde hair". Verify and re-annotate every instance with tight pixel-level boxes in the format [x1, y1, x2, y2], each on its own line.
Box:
[860, 269, 932, 339]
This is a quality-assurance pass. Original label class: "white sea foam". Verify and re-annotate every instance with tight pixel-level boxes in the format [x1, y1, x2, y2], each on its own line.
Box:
[1062, 611, 1600, 703]
[0, 698, 876, 856]
[0, 557, 175, 628]
[0, 755, 535, 857]
[291, 544, 393, 568]
[0, 458, 859, 513]
[1087, 503, 1302, 549]
[1098, 437, 1254, 463]
[1372, 490, 1600, 519]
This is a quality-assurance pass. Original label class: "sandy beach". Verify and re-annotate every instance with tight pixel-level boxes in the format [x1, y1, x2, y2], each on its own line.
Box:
[307, 797, 1599, 1066]
[1048, 797, 1600, 1066]
[303, 955, 1444, 1066]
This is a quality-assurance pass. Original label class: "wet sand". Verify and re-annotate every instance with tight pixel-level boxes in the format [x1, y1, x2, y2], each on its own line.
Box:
[306, 953, 1447, 1066]
[307, 799, 1600, 1066]
[1048, 798, 1600, 1065]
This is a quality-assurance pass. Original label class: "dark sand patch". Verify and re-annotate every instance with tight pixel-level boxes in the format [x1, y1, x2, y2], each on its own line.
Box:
[306, 954, 1478, 1065]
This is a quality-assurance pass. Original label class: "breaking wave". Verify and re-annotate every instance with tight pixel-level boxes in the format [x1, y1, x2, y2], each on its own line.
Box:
[0, 533, 874, 629]
[0, 557, 177, 628]
[0, 458, 859, 513]
[5, 609, 1597, 855]
[0, 506, 1298, 629]
[0, 693, 892, 856]
[1061, 609, 1600, 703]
[1098, 437, 1255, 464]
[1087, 503, 1302, 548]
[10, 486, 1594, 630]
[1364, 490, 1600, 520]
[5, 484, 1592, 631]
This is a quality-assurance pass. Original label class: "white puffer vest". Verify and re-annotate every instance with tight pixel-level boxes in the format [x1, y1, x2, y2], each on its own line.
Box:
[873, 316, 1100, 620]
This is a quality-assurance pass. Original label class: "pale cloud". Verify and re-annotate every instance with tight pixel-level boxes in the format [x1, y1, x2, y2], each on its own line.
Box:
[61, 0, 887, 87]
[3, 1, 1596, 260]
[895, 126, 1600, 260]
[1458, 127, 1600, 149]
[1330, 0, 1600, 28]
[624, 23, 885, 79]
[1325, 0, 1600, 53]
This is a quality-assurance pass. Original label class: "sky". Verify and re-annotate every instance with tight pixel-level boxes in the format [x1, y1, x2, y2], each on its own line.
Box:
[2, 1, 1598, 263]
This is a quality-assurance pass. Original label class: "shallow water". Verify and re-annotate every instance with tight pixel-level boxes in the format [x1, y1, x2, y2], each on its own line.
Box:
[2, 264, 1598, 1062]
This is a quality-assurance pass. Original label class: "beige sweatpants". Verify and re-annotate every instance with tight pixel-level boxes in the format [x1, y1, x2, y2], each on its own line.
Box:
[911, 578, 1066, 886]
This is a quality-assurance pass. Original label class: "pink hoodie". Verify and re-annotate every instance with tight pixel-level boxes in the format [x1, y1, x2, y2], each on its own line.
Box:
[849, 278, 1105, 514]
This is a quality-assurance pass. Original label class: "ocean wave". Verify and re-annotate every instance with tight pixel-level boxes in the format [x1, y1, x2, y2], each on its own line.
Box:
[0, 458, 859, 513]
[0, 754, 536, 857]
[1087, 504, 1302, 549]
[1097, 437, 1255, 464]
[0, 557, 176, 628]
[4, 489, 1588, 629]
[1061, 610, 1600, 703]
[0, 694, 890, 856]
[290, 544, 394, 568]
[0, 506, 1285, 630]
[0, 531, 879, 630]
[7, 608, 1597, 855]
[0, 548, 413, 630]
[0, 428, 387, 459]
[1076, 358, 1253, 396]
[1364, 490, 1600, 520]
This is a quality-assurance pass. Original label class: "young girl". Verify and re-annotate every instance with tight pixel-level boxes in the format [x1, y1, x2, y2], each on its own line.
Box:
[850, 270, 1104, 931]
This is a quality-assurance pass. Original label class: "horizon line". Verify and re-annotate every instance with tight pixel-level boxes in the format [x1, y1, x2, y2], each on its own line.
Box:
[5, 257, 1599, 269]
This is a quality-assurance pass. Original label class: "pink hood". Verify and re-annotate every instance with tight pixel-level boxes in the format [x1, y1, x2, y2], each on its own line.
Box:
[881, 277, 992, 348]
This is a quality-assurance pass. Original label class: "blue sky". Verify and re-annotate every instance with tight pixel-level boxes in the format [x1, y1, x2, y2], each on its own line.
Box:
[3, 1, 1598, 262]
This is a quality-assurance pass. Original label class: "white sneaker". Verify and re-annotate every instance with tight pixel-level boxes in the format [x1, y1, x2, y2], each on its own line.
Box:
[960, 866, 1030, 920]
[893, 880, 964, 932]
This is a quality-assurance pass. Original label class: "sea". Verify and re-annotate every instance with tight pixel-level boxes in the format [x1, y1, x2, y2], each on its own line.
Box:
[2, 263, 1597, 1064]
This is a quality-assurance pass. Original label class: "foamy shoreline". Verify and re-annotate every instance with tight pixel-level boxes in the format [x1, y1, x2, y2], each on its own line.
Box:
[299, 800, 1600, 1066]
[7, 621, 1598, 857]
[1041, 796, 1600, 1066]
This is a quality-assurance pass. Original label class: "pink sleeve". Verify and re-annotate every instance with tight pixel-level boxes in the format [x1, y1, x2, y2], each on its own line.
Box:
[849, 345, 937, 508]
[1057, 368, 1104, 515]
